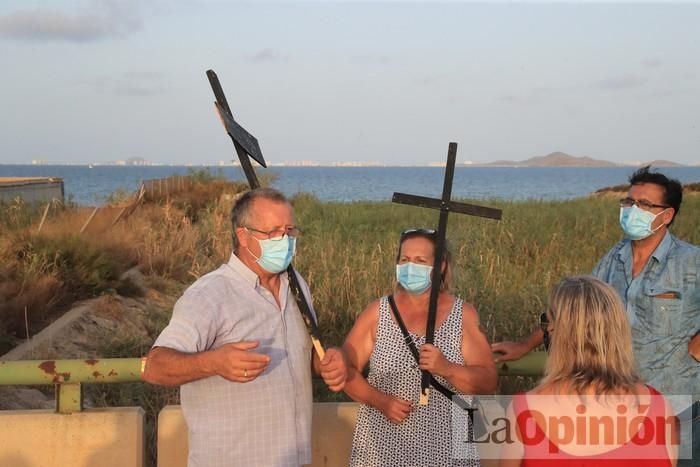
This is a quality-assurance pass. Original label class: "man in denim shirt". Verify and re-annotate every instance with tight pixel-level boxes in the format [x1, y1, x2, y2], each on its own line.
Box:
[493, 167, 699, 464]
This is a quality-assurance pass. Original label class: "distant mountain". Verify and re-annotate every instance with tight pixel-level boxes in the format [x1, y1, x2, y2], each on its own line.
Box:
[482, 152, 618, 167]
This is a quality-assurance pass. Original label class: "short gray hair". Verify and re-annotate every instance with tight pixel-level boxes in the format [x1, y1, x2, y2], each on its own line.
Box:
[230, 187, 290, 252]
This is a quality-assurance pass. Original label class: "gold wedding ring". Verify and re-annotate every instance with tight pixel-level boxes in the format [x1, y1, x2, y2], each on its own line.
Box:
[244, 369, 248, 378]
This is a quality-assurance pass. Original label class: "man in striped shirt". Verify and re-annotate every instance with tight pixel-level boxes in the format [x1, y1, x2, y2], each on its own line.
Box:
[144, 187, 347, 467]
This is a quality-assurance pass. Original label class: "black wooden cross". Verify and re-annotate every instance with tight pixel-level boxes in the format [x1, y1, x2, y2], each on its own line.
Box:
[206, 69, 326, 360]
[392, 142, 502, 405]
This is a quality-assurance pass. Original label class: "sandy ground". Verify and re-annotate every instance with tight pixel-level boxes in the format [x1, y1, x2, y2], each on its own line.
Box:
[0, 269, 174, 410]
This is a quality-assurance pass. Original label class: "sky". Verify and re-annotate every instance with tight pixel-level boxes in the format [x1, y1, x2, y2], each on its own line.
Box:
[0, 1, 699, 166]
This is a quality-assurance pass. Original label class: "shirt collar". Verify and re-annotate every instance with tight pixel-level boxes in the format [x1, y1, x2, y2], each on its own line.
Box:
[617, 230, 674, 264]
[617, 238, 632, 262]
[227, 253, 261, 288]
[650, 230, 673, 263]
[226, 253, 291, 292]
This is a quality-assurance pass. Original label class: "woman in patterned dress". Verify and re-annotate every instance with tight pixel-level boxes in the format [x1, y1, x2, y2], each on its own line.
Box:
[343, 228, 498, 467]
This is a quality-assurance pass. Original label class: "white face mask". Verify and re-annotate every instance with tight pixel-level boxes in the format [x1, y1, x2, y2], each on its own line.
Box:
[247, 235, 296, 273]
[619, 206, 667, 240]
[396, 262, 433, 294]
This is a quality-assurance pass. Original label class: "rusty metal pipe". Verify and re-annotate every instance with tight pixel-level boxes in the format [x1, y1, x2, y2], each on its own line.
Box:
[0, 353, 545, 386]
[0, 358, 142, 385]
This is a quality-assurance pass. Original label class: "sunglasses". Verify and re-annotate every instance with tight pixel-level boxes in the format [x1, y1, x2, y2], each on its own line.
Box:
[400, 228, 437, 239]
[540, 312, 551, 353]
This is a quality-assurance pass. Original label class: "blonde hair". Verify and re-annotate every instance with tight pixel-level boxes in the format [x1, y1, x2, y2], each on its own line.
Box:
[540, 275, 640, 394]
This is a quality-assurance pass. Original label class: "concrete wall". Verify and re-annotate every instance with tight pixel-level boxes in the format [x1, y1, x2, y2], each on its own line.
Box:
[158, 403, 503, 467]
[0, 407, 144, 467]
[157, 406, 188, 467]
[157, 403, 360, 467]
[0, 178, 64, 204]
[0, 402, 503, 467]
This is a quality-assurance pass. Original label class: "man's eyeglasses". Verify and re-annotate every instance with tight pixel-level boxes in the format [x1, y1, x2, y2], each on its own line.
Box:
[540, 312, 551, 353]
[245, 226, 301, 241]
[400, 228, 436, 239]
[619, 197, 670, 211]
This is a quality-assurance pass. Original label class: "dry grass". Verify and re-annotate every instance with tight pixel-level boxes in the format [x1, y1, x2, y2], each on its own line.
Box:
[2, 178, 699, 465]
[0, 175, 247, 354]
[84, 302, 178, 467]
[2, 178, 698, 395]
[291, 195, 700, 350]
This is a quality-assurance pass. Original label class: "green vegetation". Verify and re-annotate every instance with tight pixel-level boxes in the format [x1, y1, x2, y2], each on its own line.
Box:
[0, 197, 70, 231]
[294, 195, 700, 347]
[3, 178, 699, 467]
[3, 184, 699, 364]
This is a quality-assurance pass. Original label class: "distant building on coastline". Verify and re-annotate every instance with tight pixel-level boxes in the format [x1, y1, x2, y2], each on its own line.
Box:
[121, 157, 150, 166]
[100, 157, 153, 166]
[277, 160, 321, 167]
[0, 177, 64, 204]
[330, 161, 385, 167]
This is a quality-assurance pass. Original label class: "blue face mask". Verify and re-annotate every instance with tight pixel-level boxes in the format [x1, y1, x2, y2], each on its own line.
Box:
[396, 262, 433, 294]
[619, 206, 666, 240]
[250, 235, 296, 274]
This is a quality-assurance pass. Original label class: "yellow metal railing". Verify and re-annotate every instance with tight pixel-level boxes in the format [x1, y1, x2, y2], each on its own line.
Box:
[0, 353, 546, 413]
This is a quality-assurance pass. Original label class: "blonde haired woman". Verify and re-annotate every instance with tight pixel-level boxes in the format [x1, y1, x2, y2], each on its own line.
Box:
[344, 228, 497, 466]
[501, 276, 678, 466]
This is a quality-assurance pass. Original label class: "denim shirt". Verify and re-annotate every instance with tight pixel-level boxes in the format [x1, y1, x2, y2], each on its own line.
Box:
[592, 231, 700, 400]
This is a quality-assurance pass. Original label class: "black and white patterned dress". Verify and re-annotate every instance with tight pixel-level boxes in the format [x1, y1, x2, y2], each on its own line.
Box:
[349, 296, 480, 467]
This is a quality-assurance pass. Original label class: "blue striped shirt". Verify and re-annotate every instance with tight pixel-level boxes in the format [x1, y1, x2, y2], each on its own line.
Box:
[154, 254, 315, 467]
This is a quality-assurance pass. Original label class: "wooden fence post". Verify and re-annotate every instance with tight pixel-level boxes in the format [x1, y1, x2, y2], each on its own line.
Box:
[36, 201, 51, 234]
[80, 207, 99, 234]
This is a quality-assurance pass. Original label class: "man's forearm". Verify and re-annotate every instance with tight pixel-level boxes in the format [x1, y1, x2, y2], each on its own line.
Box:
[525, 328, 545, 351]
[142, 347, 219, 386]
